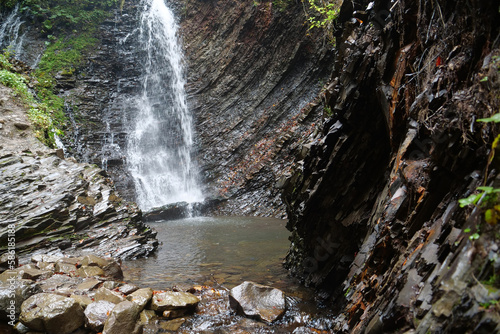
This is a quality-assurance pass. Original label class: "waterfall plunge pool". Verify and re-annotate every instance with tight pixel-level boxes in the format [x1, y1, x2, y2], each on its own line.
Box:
[122, 216, 335, 332]
[123, 216, 305, 295]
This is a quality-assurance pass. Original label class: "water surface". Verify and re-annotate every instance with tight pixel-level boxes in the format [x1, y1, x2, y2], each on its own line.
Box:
[122, 216, 310, 298]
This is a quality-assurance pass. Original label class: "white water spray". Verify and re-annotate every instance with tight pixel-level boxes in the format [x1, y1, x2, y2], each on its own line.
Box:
[127, 0, 203, 210]
[0, 4, 27, 59]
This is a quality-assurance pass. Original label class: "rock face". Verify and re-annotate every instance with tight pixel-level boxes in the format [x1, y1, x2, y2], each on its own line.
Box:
[1, 1, 333, 217]
[20, 293, 85, 334]
[0, 83, 157, 261]
[282, 0, 500, 333]
[229, 281, 286, 323]
[176, 0, 334, 216]
[0, 149, 157, 259]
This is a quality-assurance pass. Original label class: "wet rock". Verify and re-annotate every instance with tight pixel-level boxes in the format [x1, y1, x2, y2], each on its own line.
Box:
[94, 287, 126, 304]
[70, 294, 93, 308]
[143, 202, 190, 221]
[0, 151, 157, 261]
[102, 300, 141, 334]
[118, 283, 139, 295]
[77, 265, 105, 278]
[81, 254, 109, 267]
[0, 279, 41, 320]
[102, 260, 123, 280]
[158, 318, 185, 331]
[54, 262, 77, 276]
[139, 309, 157, 325]
[84, 300, 116, 332]
[31, 255, 60, 265]
[76, 278, 101, 291]
[127, 287, 153, 311]
[20, 268, 53, 281]
[150, 291, 199, 316]
[229, 281, 286, 323]
[20, 293, 84, 334]
[0, 252, 18, 273]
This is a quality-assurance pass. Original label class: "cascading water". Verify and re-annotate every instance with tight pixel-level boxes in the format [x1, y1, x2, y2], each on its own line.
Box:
[0, 4, 27, 59]
[126, 0, 203, 211]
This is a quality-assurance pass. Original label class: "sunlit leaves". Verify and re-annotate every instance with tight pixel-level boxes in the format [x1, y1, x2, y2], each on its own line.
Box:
[477, 113, 500, 123]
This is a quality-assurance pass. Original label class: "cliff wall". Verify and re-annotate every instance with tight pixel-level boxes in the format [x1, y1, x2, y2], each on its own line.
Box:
[173, 0, 334, 216]
[282, 0, 500, 332]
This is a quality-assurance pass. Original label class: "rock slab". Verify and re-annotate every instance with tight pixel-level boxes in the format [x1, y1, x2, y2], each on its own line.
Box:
[229, 281, 286, 323]
[20, 293, 84, 334]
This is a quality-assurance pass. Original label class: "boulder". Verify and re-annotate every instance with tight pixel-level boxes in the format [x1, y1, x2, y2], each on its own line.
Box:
[0, 279, 41, 320]
[127, 287, 153, 311]
[81, 254, 109, 267]
[229, 281, 286, 323]
[76, 278, 101, 292]
[77, 265, 105, 278]
[54, 262, 77, 275]
[139, 309, 157, 325]
[102, 260, 123, 280]
[118, 283, 139, 295]
[94, 287, 126, 304]
[103, 300, 141, 334]
[84, 300, 115, 332]
[143, 202, 190, 221]
[31, 254, 60, 264]
[71, 294, 93, 308]
[20, 293, 84, 334]
[150, 291, 199, 317]
[20, 268, 53, 280]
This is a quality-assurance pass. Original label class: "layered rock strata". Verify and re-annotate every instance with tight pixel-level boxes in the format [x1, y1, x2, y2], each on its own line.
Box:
[282, 0, 500, 332]
[0, 85, 157, 260]
[176, 0, 335, 216]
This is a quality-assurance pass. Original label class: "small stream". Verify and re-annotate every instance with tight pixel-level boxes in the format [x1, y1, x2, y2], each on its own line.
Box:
[122, 216, 335, 332]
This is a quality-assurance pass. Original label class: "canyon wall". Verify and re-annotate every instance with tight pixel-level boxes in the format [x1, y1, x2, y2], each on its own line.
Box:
[32, 0, 334, 217]
[282, 0, 500, 332]
[173, 0, 334, 216]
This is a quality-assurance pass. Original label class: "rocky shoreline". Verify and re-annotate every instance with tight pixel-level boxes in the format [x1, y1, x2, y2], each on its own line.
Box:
[0, 253, 327, 333]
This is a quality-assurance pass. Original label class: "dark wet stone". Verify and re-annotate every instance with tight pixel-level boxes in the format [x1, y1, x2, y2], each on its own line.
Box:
[20, 293, 84, 334]
[229, 281, 286, 323]
[84, 300, 115, 332]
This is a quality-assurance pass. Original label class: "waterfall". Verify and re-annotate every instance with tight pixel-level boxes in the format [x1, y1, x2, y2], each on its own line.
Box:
[126, 0, 203, 211]
[0, 4, 27, 59]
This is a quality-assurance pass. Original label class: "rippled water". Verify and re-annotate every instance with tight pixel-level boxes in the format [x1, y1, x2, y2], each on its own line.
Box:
[123, 216, 302, 292]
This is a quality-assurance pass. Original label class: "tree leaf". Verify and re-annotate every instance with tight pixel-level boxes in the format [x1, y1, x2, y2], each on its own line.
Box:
[477, 113, 500, 123]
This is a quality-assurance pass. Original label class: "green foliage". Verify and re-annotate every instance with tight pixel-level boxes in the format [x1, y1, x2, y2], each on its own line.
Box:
[459, 186, 500, 208]
[0, 0, 18, 9]
[477, 113, 500, 123]
[0, 55, 64, 146]
[324, 105, 333, 116]
[0, 69, 32, 101]
[272, 0, 289, 10]
[460, 113, 500, 227]
[37, 33, 97, 74]
[306, 0, 340, 29]
[0, 0, 119, 146]
[19, 0, 118, 34]
[0, 54, 12, 70]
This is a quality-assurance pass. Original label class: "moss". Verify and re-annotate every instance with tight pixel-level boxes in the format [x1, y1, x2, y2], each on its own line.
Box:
[0, 0, 119, 147]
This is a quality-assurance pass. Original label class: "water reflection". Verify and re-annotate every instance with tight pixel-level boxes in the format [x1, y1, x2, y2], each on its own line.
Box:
[123, 216, 304, 295]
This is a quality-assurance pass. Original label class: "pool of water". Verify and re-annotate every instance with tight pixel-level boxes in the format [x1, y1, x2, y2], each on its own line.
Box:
[122, 216, 311, 298]
[122, 216, 336, 332]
